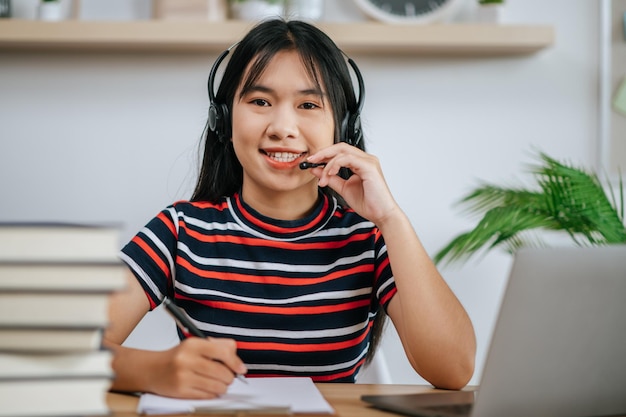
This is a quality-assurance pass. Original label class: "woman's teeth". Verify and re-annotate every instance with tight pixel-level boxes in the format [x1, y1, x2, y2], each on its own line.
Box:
[266, 152, 302, 162]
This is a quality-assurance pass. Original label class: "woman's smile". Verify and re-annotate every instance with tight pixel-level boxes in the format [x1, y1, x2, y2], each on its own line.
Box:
[261, 149, 308, 168]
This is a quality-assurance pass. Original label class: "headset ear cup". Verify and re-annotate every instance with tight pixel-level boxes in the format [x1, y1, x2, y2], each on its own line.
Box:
[219, 103, 231, 142]
[340, 112, 362, 147]
[350, 113, 362, 147]
[208, 103, 219, 133]
[208, 103, 231, 144]
[207, 48, 234, 144]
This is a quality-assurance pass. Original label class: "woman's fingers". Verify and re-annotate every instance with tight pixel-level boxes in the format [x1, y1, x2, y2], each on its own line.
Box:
[150, 337, 246, 399]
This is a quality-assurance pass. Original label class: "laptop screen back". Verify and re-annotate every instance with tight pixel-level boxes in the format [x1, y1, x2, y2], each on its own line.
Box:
[362, 246, 626, 417]
[473, 245, 626, 417]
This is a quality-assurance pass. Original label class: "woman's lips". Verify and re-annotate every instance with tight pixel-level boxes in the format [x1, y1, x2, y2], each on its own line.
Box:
[261, 150, 307, 169]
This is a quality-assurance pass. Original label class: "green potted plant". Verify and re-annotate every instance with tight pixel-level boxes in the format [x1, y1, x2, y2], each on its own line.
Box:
[228, 0, 285, 21]
[434, 152, 626, 265]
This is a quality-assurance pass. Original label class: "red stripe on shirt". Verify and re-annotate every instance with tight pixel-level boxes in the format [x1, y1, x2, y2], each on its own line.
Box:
[132, 236, 171, 280]
[237, 329, 369, 352]
[380, 286, 397, 307]
[248, 358, 366, 381]
[183, 226, 372, 250]
[187, 297, 371, 315]
[156, 211, 177, 238]
[177, 257, 374, 286]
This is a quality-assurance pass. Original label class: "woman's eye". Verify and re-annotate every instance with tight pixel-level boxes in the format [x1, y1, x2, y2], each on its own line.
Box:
[301, 102, 319, 110]
[251, 98, 269, 107]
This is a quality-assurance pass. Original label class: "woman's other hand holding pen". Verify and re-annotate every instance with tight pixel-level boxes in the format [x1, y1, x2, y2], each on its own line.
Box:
[147, 336, 247, 399]
[105, 273, 247, 399]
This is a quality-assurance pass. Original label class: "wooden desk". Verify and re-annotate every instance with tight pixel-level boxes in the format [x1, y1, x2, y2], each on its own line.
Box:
[106, 383, 438, 417]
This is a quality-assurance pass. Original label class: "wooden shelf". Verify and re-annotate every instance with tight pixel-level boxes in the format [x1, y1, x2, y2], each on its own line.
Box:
[0, 20, 554, 56]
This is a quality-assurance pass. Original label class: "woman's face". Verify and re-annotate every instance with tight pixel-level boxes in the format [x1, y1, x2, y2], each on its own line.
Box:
[231, 50, 335, 205]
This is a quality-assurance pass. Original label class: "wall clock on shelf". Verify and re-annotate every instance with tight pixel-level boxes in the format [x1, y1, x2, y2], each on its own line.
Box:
[353, 0, 465, 24]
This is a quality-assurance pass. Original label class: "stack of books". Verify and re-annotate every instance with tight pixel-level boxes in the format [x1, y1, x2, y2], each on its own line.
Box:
[0, 223, 126, 417]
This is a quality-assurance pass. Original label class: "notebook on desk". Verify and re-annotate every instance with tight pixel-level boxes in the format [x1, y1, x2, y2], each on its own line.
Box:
[362, 245, 626, 417]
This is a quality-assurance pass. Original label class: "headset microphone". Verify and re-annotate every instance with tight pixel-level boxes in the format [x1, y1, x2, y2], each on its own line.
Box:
[299, 162, 327, 170]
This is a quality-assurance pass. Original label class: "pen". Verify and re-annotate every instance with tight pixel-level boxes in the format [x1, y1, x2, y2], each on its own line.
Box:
[163, 297, 248, 384]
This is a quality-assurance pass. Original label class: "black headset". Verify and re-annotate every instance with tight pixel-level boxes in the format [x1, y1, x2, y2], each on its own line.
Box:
[207, 46, 365, 147]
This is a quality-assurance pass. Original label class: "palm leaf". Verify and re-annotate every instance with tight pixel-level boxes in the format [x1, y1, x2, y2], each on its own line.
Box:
[458, 185, 546, 218]
[434, 152, 626, 266]
[534, 153, 626, 243]
[433, 205, 556, 264]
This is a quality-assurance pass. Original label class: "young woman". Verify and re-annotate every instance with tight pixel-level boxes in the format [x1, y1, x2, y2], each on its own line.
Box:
[104, 18, 476, 399]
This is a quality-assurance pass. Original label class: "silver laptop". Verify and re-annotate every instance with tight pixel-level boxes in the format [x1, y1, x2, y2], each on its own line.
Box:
[362, 245, 626, 417]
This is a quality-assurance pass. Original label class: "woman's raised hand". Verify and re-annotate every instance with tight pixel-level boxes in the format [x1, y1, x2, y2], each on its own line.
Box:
[306, 143, 400, 227]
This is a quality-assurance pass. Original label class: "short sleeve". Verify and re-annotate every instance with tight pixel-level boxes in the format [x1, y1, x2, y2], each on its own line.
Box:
[119, 206, 179, 310]
[373, 229, 396, 311]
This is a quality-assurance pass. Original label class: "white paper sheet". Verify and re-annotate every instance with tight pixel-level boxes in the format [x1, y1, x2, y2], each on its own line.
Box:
[137, 377, 335, 415]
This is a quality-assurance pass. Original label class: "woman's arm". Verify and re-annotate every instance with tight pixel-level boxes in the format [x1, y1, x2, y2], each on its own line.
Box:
[308, 143, 476, 389]
[104, 270, 247, 398]
[377, 210, 476, 389]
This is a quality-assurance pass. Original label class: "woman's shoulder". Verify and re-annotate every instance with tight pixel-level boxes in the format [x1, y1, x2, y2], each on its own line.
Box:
[331, 200, 377, 230]
[332, 197, 366, 219]
[164, 198, 231, 220]
[170, 198, 229, 210]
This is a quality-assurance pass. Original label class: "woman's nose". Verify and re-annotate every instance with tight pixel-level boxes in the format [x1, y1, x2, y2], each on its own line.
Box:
[266, 105, 299, 140]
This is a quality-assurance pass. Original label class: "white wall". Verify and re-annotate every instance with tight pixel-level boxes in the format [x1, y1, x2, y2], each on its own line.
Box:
[0, 0, 601, 386]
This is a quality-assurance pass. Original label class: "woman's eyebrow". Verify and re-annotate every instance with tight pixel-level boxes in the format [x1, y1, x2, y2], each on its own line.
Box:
[243, 84, 272, 94]
[242, 84, 325, 97]
[300, 88, 326, 98]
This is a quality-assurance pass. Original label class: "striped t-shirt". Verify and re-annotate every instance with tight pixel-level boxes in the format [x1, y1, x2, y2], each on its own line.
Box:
[120, 191, 397, 382]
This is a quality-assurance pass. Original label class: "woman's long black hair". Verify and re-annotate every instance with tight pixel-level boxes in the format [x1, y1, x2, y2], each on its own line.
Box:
[191, 19, 386, 366]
